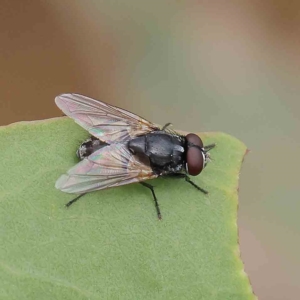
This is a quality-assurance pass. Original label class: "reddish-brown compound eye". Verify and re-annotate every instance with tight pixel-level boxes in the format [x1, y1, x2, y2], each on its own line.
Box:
[186, 134, 204, 176]
[186, 133, 203, 148]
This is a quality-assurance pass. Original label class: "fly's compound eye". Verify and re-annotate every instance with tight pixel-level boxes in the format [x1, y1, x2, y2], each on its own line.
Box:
[186, 133, 205, 176]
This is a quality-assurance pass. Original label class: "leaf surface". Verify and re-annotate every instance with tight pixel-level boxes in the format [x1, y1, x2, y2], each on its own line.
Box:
[0, 118, 255, 300]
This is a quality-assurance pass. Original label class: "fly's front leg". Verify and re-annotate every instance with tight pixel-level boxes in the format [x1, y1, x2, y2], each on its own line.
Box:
[184, 175, 208, 194]
[203, 144, 216, 152]
[140, 182, 161, 220]
[167, 173, 208, 194]
[161, 123, 172, 131]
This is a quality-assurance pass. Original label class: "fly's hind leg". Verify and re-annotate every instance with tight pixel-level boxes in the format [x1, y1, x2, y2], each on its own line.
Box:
[140, 182, 161, 220]
[65, 193, 87, 207]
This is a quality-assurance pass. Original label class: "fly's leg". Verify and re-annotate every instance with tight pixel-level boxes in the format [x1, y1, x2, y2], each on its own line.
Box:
[184, 175, 208, 194]
[140, 182, 161, 220]
[65, 193, 87, 207]
[167, 173, 208, 194]
[161, 122, 172, 131]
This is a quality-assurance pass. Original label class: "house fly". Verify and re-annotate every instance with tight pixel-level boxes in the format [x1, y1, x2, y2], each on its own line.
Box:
[55, 94, 215, 219]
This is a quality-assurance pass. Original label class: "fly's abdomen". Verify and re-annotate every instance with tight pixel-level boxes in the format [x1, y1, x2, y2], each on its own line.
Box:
[77, 137, 108, 159]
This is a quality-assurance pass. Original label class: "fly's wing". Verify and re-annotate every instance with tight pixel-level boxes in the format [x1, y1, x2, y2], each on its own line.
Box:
[55, 144, 158, 194]
[55, 94, 160, 144]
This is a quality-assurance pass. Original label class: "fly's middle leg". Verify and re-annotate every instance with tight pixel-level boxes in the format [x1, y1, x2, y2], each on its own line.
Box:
[140, 182, 161, 220]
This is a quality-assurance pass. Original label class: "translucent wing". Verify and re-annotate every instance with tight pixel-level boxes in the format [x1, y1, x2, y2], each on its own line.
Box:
[55, 93, 159, 144]
[55, 143, 158, 194]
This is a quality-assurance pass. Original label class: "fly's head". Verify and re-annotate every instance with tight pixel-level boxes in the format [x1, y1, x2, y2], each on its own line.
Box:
[185, 133, 215, 176]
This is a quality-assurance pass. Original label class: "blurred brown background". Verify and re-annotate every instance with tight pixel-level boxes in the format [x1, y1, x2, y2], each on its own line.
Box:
[1, 1, 299, 299]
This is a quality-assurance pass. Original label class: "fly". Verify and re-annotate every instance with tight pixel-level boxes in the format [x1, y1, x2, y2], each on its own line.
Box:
[55, 94, 215, 219]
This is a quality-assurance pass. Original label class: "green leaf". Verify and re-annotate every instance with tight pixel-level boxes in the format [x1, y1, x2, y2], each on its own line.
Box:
[0, 118, 255, 300]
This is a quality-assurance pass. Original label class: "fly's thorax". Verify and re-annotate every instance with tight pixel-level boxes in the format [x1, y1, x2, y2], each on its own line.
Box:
[128, 131, 186, 173]
[146, 132, 185, 157]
